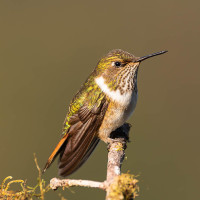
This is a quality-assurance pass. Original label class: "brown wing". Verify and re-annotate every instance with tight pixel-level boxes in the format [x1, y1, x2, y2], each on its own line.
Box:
[43, 96, 108, 177]
[58, 98, 108, 177]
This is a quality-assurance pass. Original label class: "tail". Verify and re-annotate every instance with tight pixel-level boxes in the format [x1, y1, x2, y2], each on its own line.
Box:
[42, 133, 69, 173]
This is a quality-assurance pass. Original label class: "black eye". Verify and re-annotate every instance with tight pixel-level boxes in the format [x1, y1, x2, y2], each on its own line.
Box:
[114, 61, 121, 67]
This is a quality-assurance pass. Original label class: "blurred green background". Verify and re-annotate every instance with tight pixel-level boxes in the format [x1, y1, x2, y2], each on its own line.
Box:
[0, 0, 199, 199]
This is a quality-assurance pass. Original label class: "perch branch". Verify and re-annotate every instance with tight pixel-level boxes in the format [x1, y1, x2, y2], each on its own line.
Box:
[50, 178, 106, 190]
[105, 123, 130, 199]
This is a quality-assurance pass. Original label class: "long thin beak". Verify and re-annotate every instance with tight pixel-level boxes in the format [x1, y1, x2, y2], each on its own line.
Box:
[135, 50, 168, 62]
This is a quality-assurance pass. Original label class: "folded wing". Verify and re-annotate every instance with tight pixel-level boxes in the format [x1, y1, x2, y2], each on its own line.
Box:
[43, 94, 108, 177]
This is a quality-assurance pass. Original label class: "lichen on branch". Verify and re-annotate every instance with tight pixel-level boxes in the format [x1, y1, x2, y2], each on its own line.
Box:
[0, 154, 50, 200]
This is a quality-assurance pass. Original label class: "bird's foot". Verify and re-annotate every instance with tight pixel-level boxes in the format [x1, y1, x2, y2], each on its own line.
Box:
[107, 138, 127, 151]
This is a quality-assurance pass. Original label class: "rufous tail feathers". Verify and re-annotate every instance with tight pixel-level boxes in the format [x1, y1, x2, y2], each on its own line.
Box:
[42, 133, 69, 173]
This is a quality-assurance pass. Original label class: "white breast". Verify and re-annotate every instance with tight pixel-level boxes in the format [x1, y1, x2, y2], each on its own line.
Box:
[96, 76, 138, 128]
[95, 76, 133, 107]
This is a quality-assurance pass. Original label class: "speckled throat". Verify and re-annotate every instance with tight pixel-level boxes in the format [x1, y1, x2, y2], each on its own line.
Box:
[116, 64, 139, 95]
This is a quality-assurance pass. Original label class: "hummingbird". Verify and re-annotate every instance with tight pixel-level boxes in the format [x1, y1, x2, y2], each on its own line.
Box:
[43, 49, 167, 177]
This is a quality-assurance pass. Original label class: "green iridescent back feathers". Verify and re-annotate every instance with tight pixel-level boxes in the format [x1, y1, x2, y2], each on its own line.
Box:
[63, 73, 105, 134]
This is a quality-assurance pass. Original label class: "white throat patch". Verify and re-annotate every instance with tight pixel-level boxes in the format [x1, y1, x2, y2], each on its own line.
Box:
[95, 76, 133, 106]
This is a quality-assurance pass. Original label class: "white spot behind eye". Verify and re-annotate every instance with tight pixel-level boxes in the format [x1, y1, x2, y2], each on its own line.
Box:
[111, 62, 116, 67]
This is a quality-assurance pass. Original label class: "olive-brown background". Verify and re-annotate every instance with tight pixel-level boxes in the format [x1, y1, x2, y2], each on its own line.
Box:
[0, 0, 199, 199]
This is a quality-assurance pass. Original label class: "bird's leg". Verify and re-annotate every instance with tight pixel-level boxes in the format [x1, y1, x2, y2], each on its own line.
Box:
[107, 123, 131, 150]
